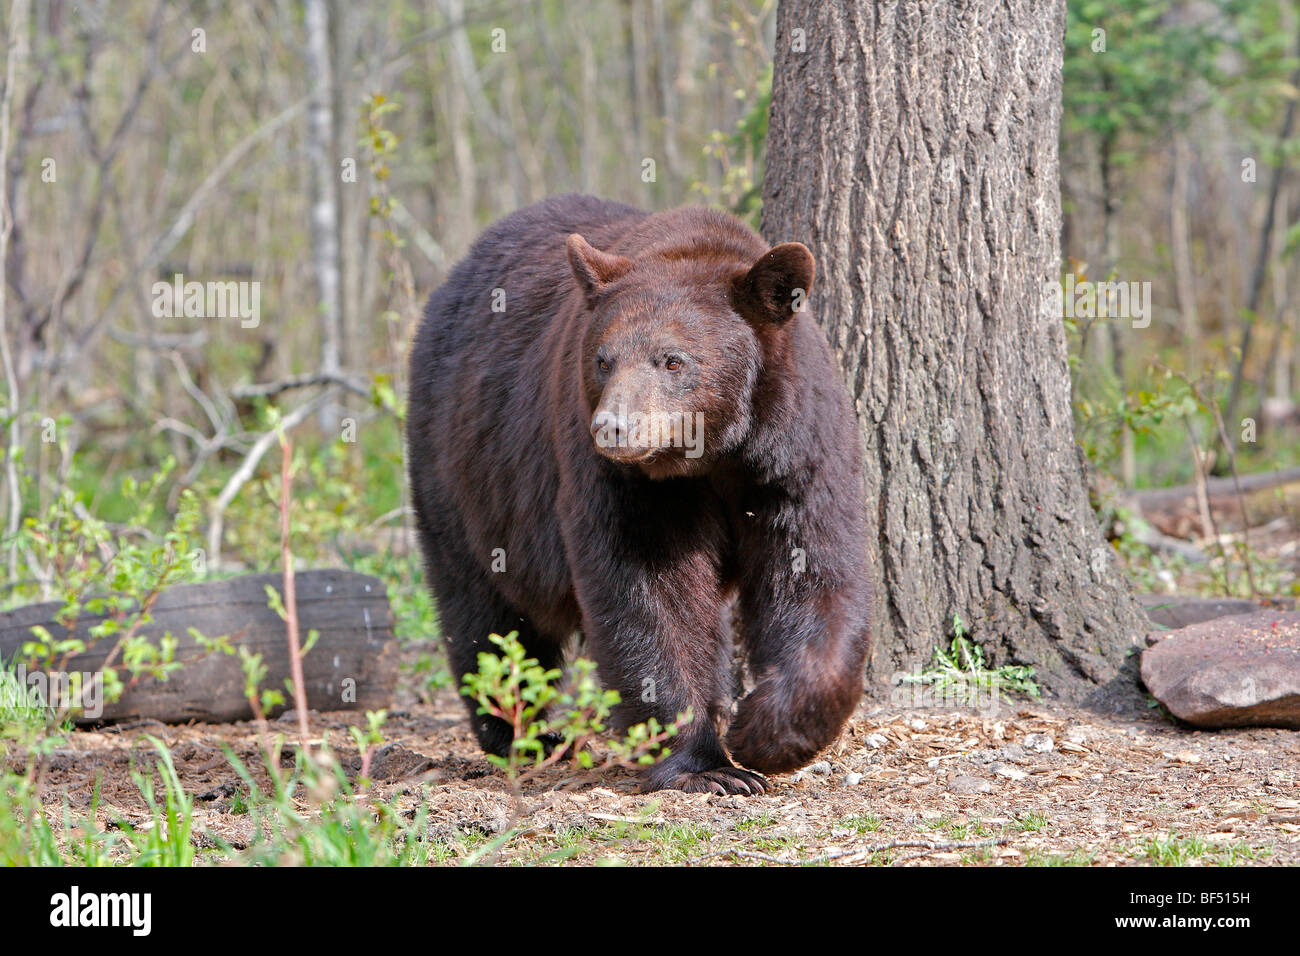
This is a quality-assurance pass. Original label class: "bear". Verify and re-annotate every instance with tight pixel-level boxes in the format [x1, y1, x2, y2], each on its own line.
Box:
[406, 194, 871, 795]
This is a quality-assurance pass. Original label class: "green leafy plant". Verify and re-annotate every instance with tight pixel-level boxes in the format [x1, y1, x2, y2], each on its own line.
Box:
[8, 460, 206, 721]
[902, 615, 1041, 706]
[460, 631, 685, 783]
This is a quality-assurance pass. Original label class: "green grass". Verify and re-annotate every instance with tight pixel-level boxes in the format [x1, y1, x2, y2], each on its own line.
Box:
[1024, 847, 1097, 867]
[1135, 833, 1272, 866]
[0, 660, 49, 739]
[1013, 811, 1049, 832]
[946, 819, 991, 840]
[842, 812, 884, 834]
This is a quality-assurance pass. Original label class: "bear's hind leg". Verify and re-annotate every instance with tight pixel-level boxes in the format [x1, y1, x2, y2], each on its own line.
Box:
[415, 518, 566, 759]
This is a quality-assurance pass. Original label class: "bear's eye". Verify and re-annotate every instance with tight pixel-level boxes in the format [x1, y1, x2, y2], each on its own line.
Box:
[665, 356, 683, 372]
[597, 357, 611, 372]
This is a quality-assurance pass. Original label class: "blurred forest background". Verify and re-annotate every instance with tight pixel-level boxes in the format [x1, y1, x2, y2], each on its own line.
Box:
[0, 0, 1296, 687]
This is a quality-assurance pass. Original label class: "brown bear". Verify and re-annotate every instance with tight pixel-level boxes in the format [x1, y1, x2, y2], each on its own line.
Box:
[406, 194, 870, 795]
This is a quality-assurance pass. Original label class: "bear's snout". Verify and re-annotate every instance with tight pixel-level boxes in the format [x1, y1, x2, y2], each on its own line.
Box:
[590, 408, 628, 447]
[590, 407, 657, 461]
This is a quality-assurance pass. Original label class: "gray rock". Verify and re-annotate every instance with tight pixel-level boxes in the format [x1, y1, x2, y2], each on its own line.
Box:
[1141, 611, 1300, 729]
[1001, 743, 1028, 763]
[995, 764, 1028, 781]
[1022, 734, 1054, 754]
[948, 775, 992, 795]
[844, 771, 863, 786]
[808, 760, 833, 776]
[864, 732, 889, 750]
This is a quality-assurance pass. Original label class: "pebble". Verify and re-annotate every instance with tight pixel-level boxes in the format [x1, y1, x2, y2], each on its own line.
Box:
[909, 718, 928, 731]
[864, 732, 889, 749]
[808, 761, 832, 776]
[995, 764, 1028, 782]
[1023, 734, 1054, 753]
[844, 771, 863, 786]
[948, 775, 992, 795]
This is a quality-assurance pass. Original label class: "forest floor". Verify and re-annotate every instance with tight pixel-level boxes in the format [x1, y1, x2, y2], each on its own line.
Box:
[24, 686, 1300, 866]
[14, 472, 1299, 866]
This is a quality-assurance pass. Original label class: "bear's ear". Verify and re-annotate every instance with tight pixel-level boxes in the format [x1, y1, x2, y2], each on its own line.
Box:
[731, 242, 815, 326]
[567, 234, 633, 303]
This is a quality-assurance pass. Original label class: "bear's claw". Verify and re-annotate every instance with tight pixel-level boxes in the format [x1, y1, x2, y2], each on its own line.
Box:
[651, 767, 769, 796]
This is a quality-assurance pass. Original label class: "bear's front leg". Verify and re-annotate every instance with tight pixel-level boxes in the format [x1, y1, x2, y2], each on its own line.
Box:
[583, 601, 766, 795]
[563, 489, 766, 795]
[726, 529, 871, 774]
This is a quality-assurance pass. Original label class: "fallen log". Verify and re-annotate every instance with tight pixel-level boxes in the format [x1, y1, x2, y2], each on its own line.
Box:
[0, 570, 399, 725]
[1138, 594, 1264, 630]
[1129, 465, 1300, 512]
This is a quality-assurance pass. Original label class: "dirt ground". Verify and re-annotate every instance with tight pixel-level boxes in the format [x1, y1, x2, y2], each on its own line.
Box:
[22, 684, 1300, 866]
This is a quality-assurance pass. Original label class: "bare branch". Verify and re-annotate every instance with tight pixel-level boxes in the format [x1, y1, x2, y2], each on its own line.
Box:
[231, 372, 369, 400]
[205, 389, 335, 569]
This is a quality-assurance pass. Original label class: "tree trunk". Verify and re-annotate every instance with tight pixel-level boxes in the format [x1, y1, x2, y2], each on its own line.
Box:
[761, 0, 1148, 701]
[304, 0, 341, 427]
[1170, 134, 1200, 374]
[0, 0, 31, 579]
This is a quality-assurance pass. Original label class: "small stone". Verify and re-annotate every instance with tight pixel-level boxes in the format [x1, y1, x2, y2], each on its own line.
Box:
[864, 732, 889, 750]
[995, 765, 1028, 782]
[1001, 743, 1028, 762]
[808, 761, 833, 776]
[844, 772, 863, 786]
[948, 775, 992, 795]
[1022, 734, 1054, 754]
[909, 718, 928, 731]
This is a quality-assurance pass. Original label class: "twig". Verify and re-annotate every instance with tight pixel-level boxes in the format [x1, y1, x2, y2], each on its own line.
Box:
[1199, 385, 1259, 598]
[167, 351, 227, 439]
[279, 435, 311, 750]
[70, 98, 309, 361]
[688, 836, 1011, 866]
[206, 389, 334, 568]
[1160, 361, 1260, 599]
[231, 372, 369, 400]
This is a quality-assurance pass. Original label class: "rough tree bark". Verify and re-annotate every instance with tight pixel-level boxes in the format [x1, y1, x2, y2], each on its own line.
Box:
[761, 0, 1149, 700]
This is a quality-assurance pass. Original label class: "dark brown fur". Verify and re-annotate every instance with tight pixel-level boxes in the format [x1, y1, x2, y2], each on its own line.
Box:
[406, 194, 870, 795]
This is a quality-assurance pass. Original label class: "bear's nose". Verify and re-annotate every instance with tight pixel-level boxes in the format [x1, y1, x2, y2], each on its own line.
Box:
[590, 409, 627, 447]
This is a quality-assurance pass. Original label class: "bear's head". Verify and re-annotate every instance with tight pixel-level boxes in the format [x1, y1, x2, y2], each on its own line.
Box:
[566, 233, 814, 480]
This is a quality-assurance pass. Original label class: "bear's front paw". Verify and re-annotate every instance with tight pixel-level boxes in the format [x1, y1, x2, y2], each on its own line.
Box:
[647, 766, 768, 796]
